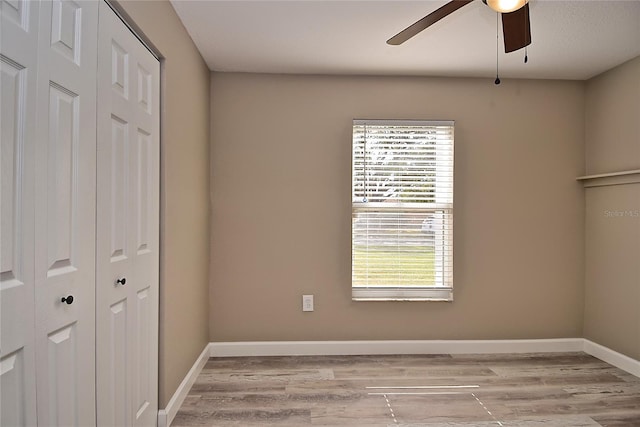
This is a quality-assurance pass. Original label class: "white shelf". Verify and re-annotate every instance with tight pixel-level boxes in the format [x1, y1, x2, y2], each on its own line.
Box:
[577, 169, 640, 188]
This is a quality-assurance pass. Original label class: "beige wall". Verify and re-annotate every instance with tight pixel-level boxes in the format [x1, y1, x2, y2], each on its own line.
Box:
[584, 57, 640, 360]
[114, 0, 211, 406]
[209, 73, 585, 342]
[585, 57, 640, 175]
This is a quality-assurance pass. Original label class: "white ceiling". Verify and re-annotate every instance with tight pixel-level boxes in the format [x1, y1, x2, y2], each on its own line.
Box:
[170, 0, 640, 80]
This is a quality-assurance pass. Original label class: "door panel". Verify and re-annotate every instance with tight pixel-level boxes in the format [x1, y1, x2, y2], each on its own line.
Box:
[46, 82, 78, 275]
[136, 129, 151, 254]
[1, 59, 23, 280]
[45, 322, 78, 426]
[109, 114, 130, 261]
[0, 349, 28, 426]
[108, 299, 129, 427]
[0, 1, 39, 424]
[1, 0, 29, 28]
[33, 1, 98, 425]
[97, 2, 160, 425]
[50, 0, 81, 64]
[134, 287, 151, 419]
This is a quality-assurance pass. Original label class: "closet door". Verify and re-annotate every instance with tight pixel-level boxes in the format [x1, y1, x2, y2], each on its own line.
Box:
[32, 0, 99, 425]
[96, 2, 160, 426]
[0, 1, 39, 425]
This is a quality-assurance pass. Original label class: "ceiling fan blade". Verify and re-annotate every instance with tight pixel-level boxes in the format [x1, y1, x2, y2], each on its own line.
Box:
[501, 3, 531, 53]
[387, 0, 474, 45]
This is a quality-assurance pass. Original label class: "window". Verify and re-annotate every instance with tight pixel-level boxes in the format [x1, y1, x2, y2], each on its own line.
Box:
[352, 120, 454, 301]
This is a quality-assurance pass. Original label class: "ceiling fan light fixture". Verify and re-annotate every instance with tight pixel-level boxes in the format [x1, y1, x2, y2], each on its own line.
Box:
[486, 0, 528, 13]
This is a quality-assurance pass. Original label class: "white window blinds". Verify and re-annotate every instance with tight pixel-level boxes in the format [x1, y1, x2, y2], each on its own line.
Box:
[351, 120, 454, 301]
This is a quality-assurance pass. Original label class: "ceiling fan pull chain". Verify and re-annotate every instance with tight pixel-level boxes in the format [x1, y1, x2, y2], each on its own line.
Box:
[495, 12, 501, 85]
[524, 4, 529, 64]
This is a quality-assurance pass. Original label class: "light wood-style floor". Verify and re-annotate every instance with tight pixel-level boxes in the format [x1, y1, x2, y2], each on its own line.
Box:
[173, 352, 640, 426]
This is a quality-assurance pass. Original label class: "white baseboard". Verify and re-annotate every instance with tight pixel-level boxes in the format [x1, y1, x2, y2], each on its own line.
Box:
[209, 338, 585, 357]
[209, 339, 639, 378]
[583, 339, 640, 378]
[157, 343, 211, 427]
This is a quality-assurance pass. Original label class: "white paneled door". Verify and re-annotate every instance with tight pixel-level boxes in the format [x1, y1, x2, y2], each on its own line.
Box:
[1, 1, 159, 426]
[0, 1, 39, 425]
[33, 1, 99, 425]
[96, 1, 160, 426]
[1, 0, 99, 425]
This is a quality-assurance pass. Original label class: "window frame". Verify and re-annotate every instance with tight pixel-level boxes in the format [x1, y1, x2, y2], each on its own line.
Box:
[351, 119, 454, 302]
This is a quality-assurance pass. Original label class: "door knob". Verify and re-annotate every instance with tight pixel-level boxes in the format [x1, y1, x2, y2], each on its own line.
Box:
[61, 295, 74, 305]
[116, 277, 126, 286]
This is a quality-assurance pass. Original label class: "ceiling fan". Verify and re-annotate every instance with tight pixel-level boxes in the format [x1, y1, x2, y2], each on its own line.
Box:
[387, 0, 532, 53]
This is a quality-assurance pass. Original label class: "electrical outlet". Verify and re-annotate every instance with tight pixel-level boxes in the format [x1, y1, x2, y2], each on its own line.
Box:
[302, 295, 314, 312]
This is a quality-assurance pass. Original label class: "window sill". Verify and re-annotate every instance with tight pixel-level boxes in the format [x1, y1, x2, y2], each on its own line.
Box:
[352, 287, 453, 302]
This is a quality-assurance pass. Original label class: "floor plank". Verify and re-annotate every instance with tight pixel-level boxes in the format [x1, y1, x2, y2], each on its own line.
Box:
[172, 352, 640, 427]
